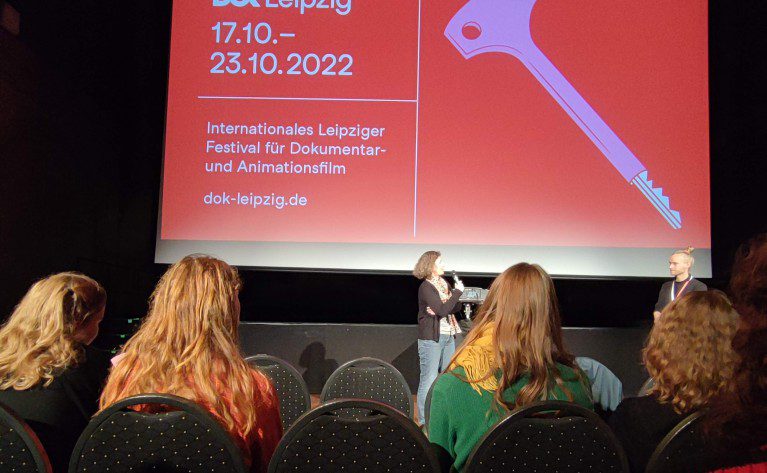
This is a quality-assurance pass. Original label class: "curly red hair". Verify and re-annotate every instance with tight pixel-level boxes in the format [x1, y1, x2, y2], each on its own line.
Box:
[644, 290, 739, 414]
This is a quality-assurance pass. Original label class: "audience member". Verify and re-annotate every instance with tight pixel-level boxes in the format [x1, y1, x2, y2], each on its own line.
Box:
[99, 255, 282, 473]
[428, 263, 592, 472]
[705, 235, 767, 470]
[609, 290, 739, 472]
[0, 272, 110, 472]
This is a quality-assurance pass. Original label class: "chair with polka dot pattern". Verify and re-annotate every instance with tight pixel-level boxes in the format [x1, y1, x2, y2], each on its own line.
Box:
[320, 357, 413, 419]
[645, 411, 736, 473]
[67, 394, 248, 473]
[0, 402, 51, 473]
[246, 355, 311, 430]
[267, 399, 440, 473]
[463, 400, 630, 473]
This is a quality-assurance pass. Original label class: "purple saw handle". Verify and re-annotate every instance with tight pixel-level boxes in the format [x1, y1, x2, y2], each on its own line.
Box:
[445, 0, 682, 228]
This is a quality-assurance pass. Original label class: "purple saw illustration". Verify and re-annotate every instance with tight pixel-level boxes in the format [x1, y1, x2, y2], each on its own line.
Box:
[445, 0, 682, 229]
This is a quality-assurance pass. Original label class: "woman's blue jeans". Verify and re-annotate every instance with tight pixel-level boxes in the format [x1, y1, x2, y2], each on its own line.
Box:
[417, 334, 455, 425]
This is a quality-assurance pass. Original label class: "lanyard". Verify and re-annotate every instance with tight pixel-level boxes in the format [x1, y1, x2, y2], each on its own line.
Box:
[670, 278, 693, 301]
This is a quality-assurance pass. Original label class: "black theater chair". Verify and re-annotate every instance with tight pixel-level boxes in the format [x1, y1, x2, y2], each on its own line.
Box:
[462, 400, 629, 473]
[649, 408, 767, 472]
[646, 409, 767, 472]
[638, 377, 656, 396]
[68, 394, 248, 473]
[0, 402, 52, 473]
[320, 357, 413, 419]
[268, 399, 440, 473]
[246, 354, 311, 429]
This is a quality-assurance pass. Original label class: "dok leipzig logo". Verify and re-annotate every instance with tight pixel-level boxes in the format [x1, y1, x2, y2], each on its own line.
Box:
[211, 0, 352, 15]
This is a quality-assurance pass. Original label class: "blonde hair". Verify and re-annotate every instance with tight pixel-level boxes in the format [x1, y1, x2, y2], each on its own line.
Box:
[413, 251, 440, 279]
[672, 246, 696, 267]
[0, 272, 106, 390]
[645, 290, 739, 414]
[99, 255, 259, 437]
[452, 263, 579, 410]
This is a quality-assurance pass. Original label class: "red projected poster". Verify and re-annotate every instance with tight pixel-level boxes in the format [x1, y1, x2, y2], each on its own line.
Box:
[160, 0, 709, 250]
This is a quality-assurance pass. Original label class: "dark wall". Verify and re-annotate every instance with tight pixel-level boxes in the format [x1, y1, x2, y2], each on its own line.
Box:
[1, 1, 765, 340]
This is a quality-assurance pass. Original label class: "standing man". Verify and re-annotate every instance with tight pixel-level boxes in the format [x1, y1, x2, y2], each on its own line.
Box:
[653, 247, 707, 319]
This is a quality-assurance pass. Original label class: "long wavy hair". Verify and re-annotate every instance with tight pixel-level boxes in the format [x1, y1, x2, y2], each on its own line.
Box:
[644, 290, 739, 414]
[451, 263, 578, 410]
[705, 234, 767, 449]
[0, 272, 106, 390]
[99, 255, 259, 437]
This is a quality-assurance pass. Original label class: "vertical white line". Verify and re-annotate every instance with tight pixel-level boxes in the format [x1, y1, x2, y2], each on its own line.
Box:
[413, 0, 422, 237]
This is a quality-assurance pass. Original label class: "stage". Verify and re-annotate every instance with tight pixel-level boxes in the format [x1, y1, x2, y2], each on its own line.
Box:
[240, 322, 650, 396]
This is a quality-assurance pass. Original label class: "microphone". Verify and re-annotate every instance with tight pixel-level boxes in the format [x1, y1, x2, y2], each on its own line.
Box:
[452, 271, 461, 284]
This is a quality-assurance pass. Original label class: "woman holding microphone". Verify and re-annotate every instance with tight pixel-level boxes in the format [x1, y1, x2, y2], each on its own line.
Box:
[413, 250, 464, 425]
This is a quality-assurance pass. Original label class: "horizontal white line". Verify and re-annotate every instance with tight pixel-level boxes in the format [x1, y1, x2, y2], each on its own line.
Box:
[279, 33, 295, 37]
[197, 96, 417, 103]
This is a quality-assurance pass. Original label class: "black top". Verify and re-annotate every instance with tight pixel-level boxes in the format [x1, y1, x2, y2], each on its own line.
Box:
[0, 345, 111, 472]
[654, 277, 708, 312]
[609, 395, 688, 473]
[417, 279, 462, 342]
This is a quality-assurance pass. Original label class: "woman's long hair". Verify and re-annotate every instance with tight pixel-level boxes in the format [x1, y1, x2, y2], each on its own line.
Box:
[0, 272, 106, 390]
[99, 255, 259, 437]
[451, 263, 578, 410]
[705, 234, 767, 449]
[644, 290, 739, 414]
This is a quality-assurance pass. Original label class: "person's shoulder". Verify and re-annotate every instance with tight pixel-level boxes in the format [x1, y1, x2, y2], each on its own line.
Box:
[84, 345, 112, 366]
[248, 368, 280, 407]
[614, 395, 664, 418]
[433, 367, 469, 394]
[66, 345, 111, 380]
[556, 361, 588, 381]
[692, 278, 708, 290]
[249, 367, 274, 390]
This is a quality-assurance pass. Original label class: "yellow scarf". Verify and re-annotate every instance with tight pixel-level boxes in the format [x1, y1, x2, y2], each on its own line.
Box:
[449, 324, 498, 394]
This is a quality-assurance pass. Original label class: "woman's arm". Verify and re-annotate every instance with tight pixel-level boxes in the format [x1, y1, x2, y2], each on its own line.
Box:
[419, 282, 462, 318]
[251, 372, 284, 473]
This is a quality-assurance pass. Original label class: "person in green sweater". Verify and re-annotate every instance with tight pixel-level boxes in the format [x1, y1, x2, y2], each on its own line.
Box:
[427, 262, 593, 472]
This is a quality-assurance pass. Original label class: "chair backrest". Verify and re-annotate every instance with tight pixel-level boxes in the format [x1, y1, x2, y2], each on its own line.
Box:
[246, 354, 311, 429]
[638, 377, 656, 396]
[320, 357, 413, 418]
[268, 399, 440, 473]
[463, 400, 629, 473]
[68, 394, 248, 473]
[0, 402, 52, 473]
[645, 410, 706, 473]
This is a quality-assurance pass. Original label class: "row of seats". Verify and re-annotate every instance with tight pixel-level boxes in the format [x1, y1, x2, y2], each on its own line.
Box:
[251, 354, 633, 430]
[249, 355, 412, 429]
[0, 389, 710, 473]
